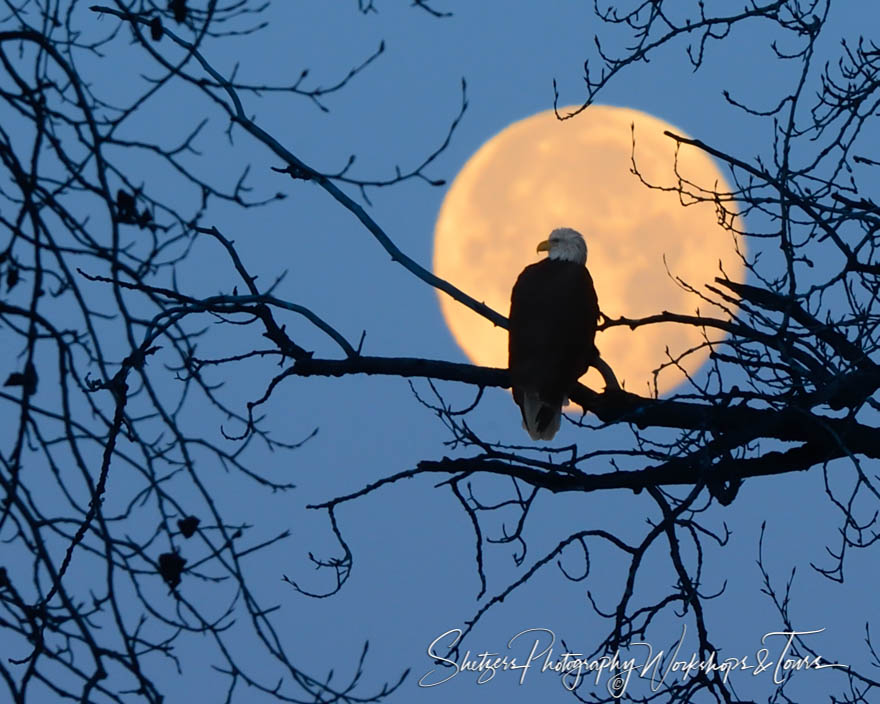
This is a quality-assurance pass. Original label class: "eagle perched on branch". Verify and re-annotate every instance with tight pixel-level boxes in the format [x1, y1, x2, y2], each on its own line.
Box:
[508, 227, 600, 441]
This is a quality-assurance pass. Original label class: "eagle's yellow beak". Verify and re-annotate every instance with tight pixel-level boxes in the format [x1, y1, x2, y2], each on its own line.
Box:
[536, 239, 551, 253]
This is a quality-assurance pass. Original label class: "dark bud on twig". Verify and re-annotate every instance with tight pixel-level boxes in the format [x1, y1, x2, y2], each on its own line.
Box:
[6, 263, 19, 291]
[177, 516, 200, 538]
[158, 551, 186, 589]
[282, 163, 313, 181]
[116, 189, 137, 223]
[4, 362, 38, 396]
[150, 17, 163, 41]
[169, 0, 187, 24]
[138, 208, 153, 229]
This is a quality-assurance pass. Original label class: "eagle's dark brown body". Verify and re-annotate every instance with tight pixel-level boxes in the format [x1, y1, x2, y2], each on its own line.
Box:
[508, 258, 599, 440]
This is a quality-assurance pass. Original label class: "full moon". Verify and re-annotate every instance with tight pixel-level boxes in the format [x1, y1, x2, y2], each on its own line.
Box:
[432, 105, 743, 397]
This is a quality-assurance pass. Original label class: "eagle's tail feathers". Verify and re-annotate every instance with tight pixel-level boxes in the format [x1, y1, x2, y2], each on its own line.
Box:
[521, 390, 562, 441]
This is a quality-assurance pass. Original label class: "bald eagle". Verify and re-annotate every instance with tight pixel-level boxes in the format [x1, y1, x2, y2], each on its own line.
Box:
[508, 227, 599, 441]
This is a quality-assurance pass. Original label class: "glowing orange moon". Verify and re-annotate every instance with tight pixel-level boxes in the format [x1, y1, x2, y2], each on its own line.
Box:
[433, 105, 743, 397]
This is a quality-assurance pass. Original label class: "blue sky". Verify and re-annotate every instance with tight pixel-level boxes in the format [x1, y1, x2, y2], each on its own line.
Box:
[4, 1, 879, 702]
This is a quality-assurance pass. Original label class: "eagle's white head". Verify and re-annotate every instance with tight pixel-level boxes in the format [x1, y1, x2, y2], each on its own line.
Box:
[536, 227, 587, 266]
